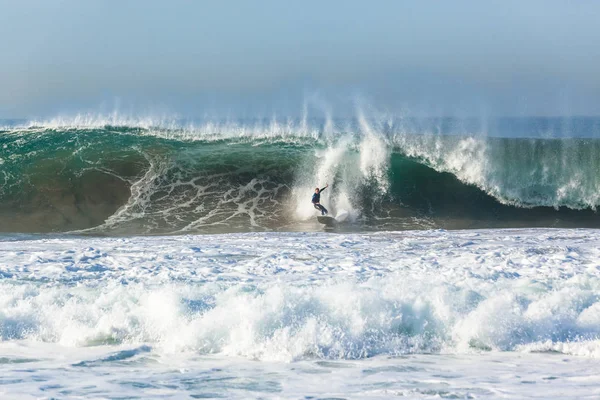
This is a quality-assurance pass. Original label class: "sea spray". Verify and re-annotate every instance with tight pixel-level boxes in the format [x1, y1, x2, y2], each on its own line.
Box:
[2, 116, 600, 233]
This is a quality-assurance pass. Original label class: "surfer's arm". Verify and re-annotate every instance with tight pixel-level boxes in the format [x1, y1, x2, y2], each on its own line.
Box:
[320, 183, 328, 192]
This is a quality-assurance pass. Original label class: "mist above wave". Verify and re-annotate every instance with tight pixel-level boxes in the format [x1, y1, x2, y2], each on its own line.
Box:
[2, 114, 600, 234]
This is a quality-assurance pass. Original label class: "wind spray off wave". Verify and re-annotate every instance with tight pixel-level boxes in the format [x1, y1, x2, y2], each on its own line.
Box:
[2, 115, 600, 234]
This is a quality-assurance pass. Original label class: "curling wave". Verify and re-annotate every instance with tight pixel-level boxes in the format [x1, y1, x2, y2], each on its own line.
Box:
[2, 117, 600, 233]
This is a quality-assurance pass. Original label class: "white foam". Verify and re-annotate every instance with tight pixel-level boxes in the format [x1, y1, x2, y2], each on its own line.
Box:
[2, 228, 600, 398]
[290, 121, 390, 222]
[357, 112, 390, 193]
[1, 228, 600, 361]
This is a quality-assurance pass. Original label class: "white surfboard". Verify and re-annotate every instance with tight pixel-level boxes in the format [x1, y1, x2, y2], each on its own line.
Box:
[317, 215, 336, 226]
[317, 209, 349, 226]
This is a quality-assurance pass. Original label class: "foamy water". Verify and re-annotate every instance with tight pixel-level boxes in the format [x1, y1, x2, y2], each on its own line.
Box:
[1, 228, 600, 398]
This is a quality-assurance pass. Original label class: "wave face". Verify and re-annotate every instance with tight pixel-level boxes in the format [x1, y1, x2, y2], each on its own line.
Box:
[2, 117, 600, 234]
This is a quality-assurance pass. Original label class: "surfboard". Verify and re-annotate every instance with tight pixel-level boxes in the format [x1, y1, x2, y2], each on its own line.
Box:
[317, 209, 349, 226]
[317, 215, 336, 226]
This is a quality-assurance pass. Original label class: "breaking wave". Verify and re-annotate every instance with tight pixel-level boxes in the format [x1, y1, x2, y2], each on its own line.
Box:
[1, 230, 599, 360]
[2, 116, 600, 233]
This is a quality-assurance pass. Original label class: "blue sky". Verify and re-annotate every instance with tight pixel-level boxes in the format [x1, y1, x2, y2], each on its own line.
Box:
[1, 0, 599, 118]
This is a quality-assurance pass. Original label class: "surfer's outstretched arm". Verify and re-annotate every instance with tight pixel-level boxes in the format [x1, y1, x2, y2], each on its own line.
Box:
[320, 183, 329, 192]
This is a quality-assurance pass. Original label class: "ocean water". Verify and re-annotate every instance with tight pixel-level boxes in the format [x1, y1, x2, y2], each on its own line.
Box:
[2, 116, 600, 234]
[2, 116, 600, 398]
[1, 230, 600, 398]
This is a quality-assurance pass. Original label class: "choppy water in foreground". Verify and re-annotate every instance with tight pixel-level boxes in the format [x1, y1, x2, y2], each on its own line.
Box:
[1, 229, 600, 398]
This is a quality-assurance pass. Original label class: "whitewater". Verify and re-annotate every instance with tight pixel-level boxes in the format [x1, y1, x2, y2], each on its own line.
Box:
[2, 116, 600, 398]
[1, 229, 600, 398]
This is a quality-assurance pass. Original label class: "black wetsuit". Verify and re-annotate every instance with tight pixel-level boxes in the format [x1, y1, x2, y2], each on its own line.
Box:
[311, 187, 328, 215]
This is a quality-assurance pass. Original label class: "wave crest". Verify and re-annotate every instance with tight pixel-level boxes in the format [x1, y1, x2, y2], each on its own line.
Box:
[2, 119, 600, 233]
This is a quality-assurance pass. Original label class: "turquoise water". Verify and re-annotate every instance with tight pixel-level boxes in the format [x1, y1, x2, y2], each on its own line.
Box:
[2, 117, 600, 233]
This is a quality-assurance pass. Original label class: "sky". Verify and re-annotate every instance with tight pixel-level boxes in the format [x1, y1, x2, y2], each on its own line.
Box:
[1, 0, 600, 118]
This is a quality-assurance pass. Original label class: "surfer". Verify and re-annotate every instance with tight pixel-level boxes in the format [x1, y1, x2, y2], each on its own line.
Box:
[312, 183, 329, 215]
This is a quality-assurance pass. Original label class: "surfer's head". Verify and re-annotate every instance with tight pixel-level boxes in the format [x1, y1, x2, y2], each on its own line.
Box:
[315, 188, 320, 193]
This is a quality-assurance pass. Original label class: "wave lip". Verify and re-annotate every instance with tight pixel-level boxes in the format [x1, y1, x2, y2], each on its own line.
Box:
[3, 118, 600, 234]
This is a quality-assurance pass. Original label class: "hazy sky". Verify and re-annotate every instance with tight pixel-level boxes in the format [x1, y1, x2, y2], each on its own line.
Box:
[1, 0, 600, 118]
